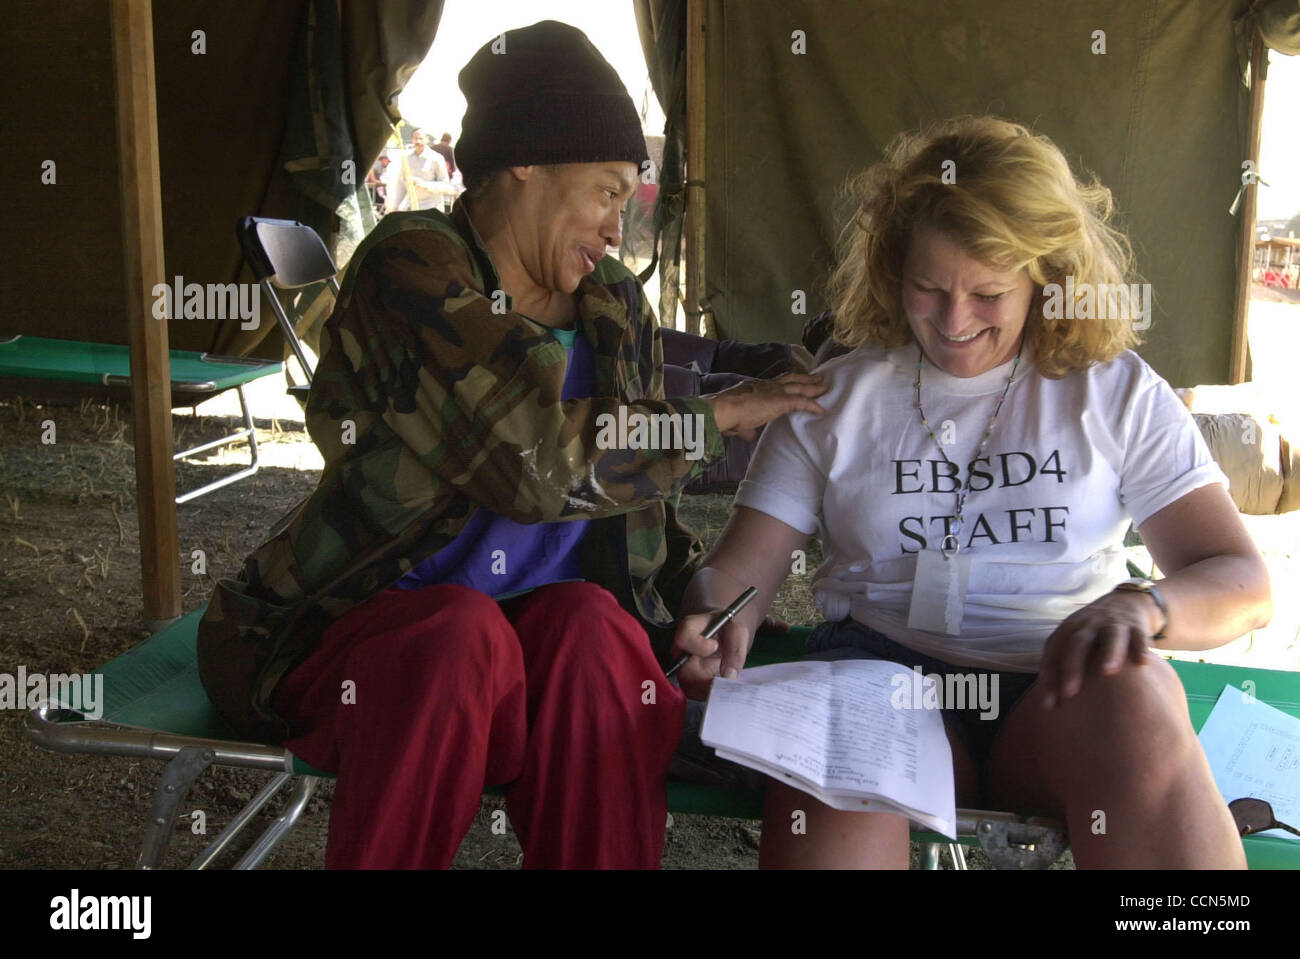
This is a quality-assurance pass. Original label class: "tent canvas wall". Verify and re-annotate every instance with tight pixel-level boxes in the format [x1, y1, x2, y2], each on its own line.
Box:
[0, 0, 442, 363]
[4, 1, 1298, 387]
[702, 0, 1296, 387]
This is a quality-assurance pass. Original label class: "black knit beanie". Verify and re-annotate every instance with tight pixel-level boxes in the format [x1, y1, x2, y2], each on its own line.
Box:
[456, 20, 649, 186]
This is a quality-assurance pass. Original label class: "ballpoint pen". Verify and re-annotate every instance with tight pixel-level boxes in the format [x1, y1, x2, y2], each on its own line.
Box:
[665, 586, 758, 679]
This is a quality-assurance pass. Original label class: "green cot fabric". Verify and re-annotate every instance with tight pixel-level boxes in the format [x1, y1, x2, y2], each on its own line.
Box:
[77, 608, 237, 741]
[0, 336, 282, 391]
[62, 614, 811, 763]
[53, 610, 1300, 867]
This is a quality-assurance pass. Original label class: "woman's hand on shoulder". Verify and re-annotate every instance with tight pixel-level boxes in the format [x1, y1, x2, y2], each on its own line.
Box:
[1038, 589, 1164, 709]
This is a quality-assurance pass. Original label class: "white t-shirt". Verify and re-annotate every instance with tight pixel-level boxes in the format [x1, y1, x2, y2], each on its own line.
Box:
[734, 340, 1229, 672]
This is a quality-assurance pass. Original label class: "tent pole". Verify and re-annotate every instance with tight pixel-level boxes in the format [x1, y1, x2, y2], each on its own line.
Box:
[1230, 26, 1267, 385]
[685, 0, 706, 336]
[111, 0, 181, 629]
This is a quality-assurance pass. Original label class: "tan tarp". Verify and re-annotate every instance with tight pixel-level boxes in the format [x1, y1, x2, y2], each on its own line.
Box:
[702, 0, 1296, 386]
[1193, 412, 1297, 514]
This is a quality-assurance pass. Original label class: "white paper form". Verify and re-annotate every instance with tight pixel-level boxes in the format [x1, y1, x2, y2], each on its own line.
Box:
[700, 660, 954, 836]
[1197, 684, 1300, 842]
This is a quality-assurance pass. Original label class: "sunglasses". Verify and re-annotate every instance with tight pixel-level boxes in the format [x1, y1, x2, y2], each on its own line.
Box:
[1228, 798, 1300, 838]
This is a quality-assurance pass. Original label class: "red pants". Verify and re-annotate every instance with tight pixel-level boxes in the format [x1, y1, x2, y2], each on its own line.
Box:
[271, 581, 686, 869]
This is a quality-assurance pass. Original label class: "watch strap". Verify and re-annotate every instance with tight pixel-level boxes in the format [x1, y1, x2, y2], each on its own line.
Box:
[1114, 578, 1168, 640]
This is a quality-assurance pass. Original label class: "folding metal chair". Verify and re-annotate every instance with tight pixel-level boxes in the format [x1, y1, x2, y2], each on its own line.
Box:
[236, 216, 340, 402]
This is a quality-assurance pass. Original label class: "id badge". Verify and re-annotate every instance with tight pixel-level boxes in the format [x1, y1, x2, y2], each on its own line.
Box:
[906, 548, 971, 635]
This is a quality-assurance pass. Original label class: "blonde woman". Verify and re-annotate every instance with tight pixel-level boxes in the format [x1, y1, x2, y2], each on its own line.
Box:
[671, 116, 1271, 869]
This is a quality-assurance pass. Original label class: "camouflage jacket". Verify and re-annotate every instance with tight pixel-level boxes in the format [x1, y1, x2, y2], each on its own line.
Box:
[197, 200, 725, 743]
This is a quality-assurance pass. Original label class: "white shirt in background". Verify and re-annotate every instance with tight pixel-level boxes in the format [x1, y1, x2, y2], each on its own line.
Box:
[381, 148, 451, 212]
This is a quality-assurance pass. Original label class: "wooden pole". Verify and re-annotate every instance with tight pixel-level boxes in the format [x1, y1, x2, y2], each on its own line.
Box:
[111, 0, 181, 629]
[1230, 27, 1267, 385]
[684, 0, 706, 336]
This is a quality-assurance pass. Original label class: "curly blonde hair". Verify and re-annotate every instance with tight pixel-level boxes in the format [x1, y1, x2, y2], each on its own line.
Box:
[827, 116, 1142, 378]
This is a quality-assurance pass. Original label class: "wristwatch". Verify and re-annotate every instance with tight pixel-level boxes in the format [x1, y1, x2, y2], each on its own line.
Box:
[1113, 578, 1168, 640]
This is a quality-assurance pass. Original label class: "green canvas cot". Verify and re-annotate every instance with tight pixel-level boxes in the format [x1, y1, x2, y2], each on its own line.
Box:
[25, 606, 1300, 870]
[0, 335, 283, 504]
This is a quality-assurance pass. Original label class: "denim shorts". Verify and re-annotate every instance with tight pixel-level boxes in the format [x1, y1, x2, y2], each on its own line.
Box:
[805, 618, 1038, 795]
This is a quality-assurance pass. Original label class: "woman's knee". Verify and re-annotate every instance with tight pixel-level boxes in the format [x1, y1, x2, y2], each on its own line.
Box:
[538, 581, 627, 624]
[1056, 654, 1187, 730]
[523, 581, 649, 662]
[1030, 656, 1199, 787]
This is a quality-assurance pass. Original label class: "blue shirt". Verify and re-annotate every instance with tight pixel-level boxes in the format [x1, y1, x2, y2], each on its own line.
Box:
[391, 325, 596, 599]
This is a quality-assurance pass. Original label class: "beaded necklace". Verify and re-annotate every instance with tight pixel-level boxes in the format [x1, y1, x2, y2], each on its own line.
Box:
[913, 336, 1026, 558]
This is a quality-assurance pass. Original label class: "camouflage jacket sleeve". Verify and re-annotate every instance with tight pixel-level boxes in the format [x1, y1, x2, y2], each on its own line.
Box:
[308, 225, 726, 524]
[637, 279, 713, 618]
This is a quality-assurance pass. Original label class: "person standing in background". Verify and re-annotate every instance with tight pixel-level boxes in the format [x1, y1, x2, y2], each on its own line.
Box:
[408, 128, 451, 211]
[432, 131, 457, 176]
[365, 154, 389, 214]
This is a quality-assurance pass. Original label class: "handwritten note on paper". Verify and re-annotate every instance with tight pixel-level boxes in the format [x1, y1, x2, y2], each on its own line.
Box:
[700, 659, 953, 830]
[1197, 684, 1300, 842]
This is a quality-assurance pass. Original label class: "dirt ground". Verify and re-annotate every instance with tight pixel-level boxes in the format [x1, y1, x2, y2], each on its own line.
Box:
[3, 299, 1298, 869]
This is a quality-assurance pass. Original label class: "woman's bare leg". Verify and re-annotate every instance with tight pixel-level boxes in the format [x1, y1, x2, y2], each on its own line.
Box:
[986, 655, 1245, 869]
[759, 725, 978, 868]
